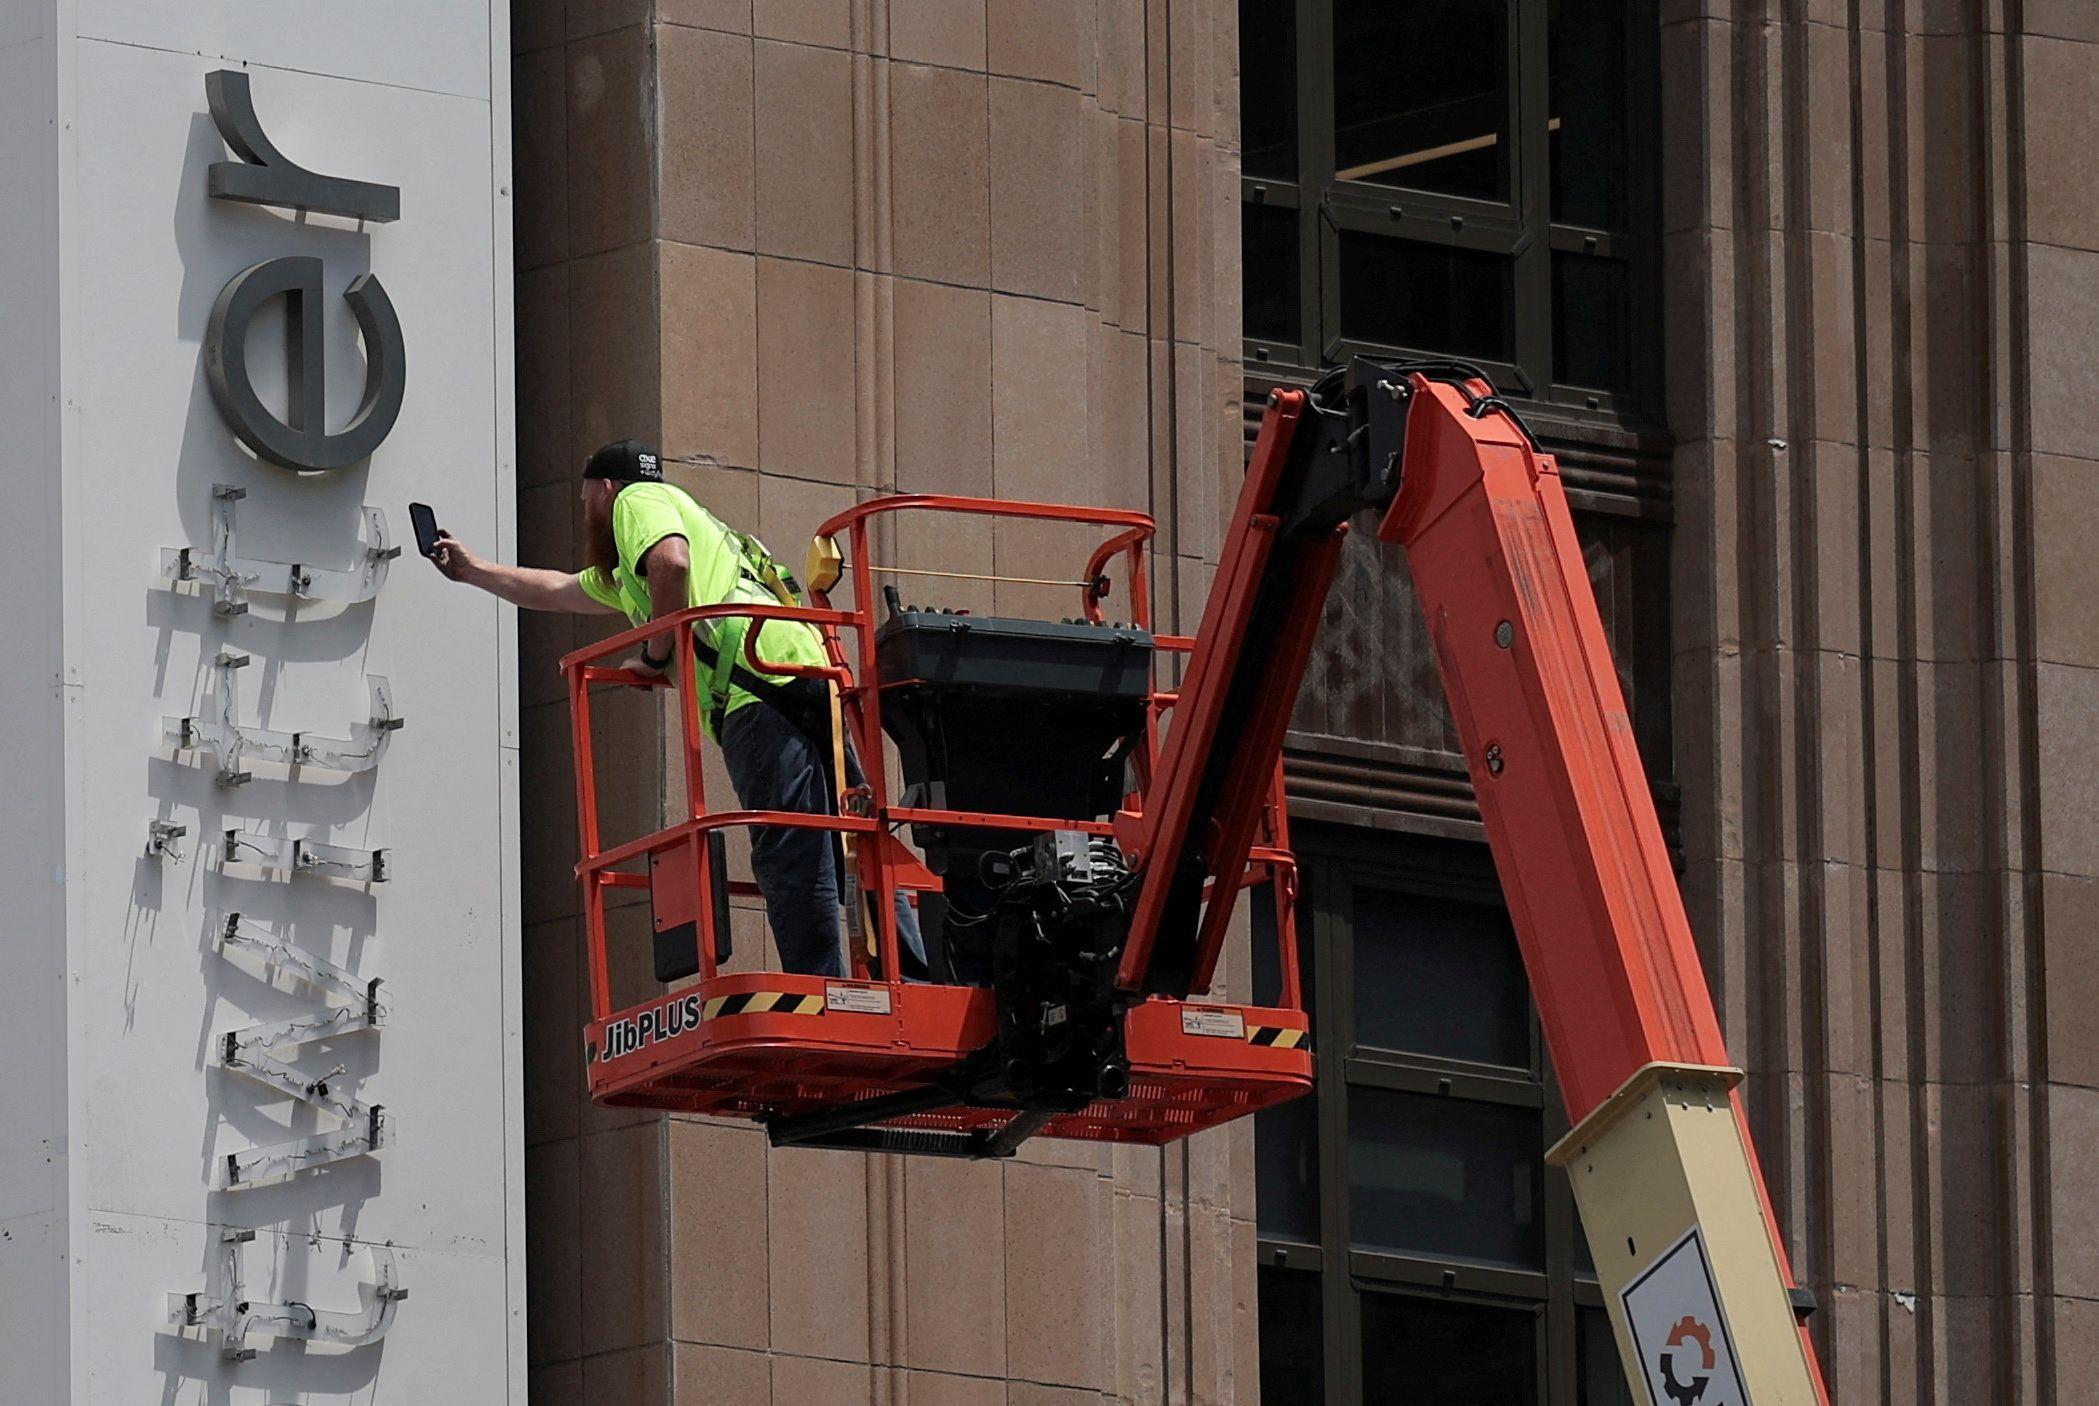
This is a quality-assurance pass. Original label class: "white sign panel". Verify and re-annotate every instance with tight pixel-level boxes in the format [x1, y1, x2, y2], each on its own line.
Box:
[1621, 1228, 1754, 1406]
[0, 4, 522, 1400]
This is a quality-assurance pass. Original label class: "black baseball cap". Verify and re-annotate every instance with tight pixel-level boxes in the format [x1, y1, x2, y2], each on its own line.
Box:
[584, 439, 664, 483]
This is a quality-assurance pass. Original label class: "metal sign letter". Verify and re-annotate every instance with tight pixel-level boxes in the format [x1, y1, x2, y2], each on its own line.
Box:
[204, 255, 406, 474]
[205, 69, 400, 223]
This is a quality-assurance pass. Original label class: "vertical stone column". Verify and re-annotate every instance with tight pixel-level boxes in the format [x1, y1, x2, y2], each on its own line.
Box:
[513, 1, 1252, 1401]
[1662, 3, 2098, 1399]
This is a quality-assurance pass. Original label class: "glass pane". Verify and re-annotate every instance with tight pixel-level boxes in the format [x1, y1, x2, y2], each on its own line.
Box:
[1360, 1291, 1539, 1406]
[1333, 0, 1511, 202]
[1552, 251, 1631, 391]
[1578, 1306, 1637, 1406]
[1338, 232, 1511, 362]
[1257, 1264, 1326, 1405]
[1348, 1086, 1543, 1269]
[1256, 1088, 1321, 1242]
[1352, 885, 1530, 1067]
[1243, 204, 1303, 347]
[1239, 0, 1297, 181]
[1549, 0, 1630, 230]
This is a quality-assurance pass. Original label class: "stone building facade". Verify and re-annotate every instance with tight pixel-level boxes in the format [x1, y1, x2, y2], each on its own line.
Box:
[512, 2, 1251, 1402]
[507, 2, 2099, 1403]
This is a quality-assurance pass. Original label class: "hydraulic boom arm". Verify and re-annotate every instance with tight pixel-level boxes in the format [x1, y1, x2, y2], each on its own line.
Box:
[1118, 360, 1831, 1405]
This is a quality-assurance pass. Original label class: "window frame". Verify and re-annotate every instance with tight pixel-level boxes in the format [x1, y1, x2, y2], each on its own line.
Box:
[1254, 826, 1625, 1406]
[1241, 0, 1663, 425]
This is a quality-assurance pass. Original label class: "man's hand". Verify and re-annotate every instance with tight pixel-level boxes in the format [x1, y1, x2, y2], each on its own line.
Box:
[618, 650, 669, 677]
[429, 533, 482, 583]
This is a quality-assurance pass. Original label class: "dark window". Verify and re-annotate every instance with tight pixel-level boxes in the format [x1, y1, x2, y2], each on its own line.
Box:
[1259, 1264, 1328, 1405]
[1360, 1293, 1541, 1406]
[1244, 203, 1304, 345]
[1578, 1307, 1637, 1406]
[1348, 1087, 1543, 1269]
[1240, 0, 1658, 417]
[1351, 887, 1530, 1066]
[1337, 234, 1512, 363]
[1253, 832, 1634, 1404]
[1241, 0, 1299, 181]
[1332, 0, 1511, 203]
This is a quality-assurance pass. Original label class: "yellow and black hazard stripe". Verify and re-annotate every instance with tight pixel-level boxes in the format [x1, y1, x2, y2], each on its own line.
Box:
[702, 990, 825, 1020]
[1246, 1025, 1308, 1049]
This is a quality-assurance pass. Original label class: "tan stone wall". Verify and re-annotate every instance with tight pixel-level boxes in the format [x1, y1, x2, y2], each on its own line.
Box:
[1661, 4, 2099, 1399]
[511, 1, 1251, 1402]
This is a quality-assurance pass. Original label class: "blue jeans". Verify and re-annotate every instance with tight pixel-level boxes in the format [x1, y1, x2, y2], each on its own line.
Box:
[718, 700, 926, 978]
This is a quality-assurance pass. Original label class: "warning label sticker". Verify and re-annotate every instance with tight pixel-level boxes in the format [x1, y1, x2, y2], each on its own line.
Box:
[1621, 1227, 1753, 1406]
[1181, 1007, 1247, 1040]
[825, 984, 893, 1015]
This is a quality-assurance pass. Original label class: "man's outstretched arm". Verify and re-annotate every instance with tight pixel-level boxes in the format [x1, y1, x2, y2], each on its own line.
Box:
[428, 533, 618, 614]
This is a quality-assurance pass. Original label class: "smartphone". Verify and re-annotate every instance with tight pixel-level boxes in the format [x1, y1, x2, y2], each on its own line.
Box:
[408, 502, 444, 559]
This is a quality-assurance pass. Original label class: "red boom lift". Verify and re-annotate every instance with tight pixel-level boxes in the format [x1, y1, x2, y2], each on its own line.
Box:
[561, 359, 1830, 1403]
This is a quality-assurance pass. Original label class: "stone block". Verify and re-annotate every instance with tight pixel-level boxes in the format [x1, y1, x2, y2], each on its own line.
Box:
[2032, 455, 2099, 668]
[662, 243, 761, 468]
[531, 1359, 584, 1406]
[1004, 1162, 1107, 1389]
[569, 241, 662, 464]
[2049, 1082, 2099, 1297]
[754, 41, 855, 265]
[670, 1119, 772, 1349]
[2027, 245, 2099, 459]
[515, 45, 569, 272]
[1660, 230, 1731, 443]
[673, 1342, 772, 1403]
[754, 0, 851, 48]
[525, 918, 584, 1145]
[758, 472, 857, 562]
[1114, 117, 1148, 335]
[2043, 873, 2099, 1089]
[893, 279, 994, 496]
[1169, 128, 1212, 346]
[757, 258, 859, 482]
[571, 0, 650, 40]
[773, 1354, 874, 1403]
[2026, 0, 2099, 42]
[2055, 1294, 2099, 1387]
[659, 25, 757, 253]
[990, 293, 1089, 499]
[521, 701, 582, 919]
[990, 77, 1087, 303]
[526, 1137, 584, 1364]
[583, 1343, 672, 1400]
[1921, 1083, 2003, 1298]
[2023, 37, 2099, 252]
[662, 0, 753, 32]
[1095, 0, 1142, 116]
[987, 0, 1090, 90]
[891, 501, 995, 615]
[1007, 1387, 1100, 1406]
[890, 65, 991, 286]
[517, 264, 573, 490]
[1164, 0, 1208, 133]
[580, 1120, 668, 1355]
[903, 1155, 1006, 1374]
[890, 0, 987, 69]
[768, 1146, 871, 1360]
[567, 25, 653, 257]
[2037, 661, 2099, 876]
[904, 1371, 1004, 1406]
[515, 0, 565, 54]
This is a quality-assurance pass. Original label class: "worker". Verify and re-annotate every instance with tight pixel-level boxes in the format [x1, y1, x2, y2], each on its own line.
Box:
[428, 439, 924, 979]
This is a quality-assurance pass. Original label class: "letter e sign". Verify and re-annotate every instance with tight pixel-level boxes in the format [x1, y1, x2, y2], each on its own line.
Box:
[200, 71, 408, 474]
